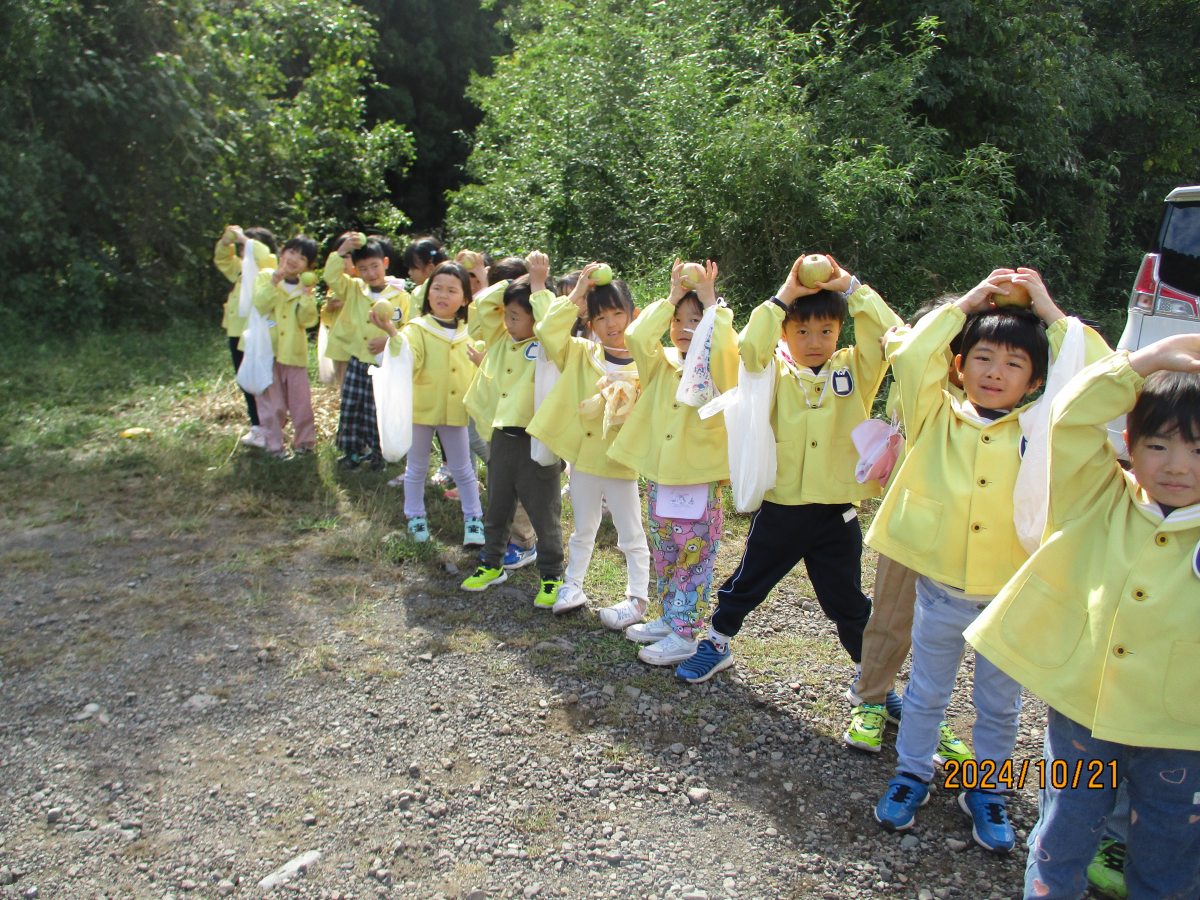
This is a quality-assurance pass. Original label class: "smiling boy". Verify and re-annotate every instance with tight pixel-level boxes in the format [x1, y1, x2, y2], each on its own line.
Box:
[868, 268, 1110, 853]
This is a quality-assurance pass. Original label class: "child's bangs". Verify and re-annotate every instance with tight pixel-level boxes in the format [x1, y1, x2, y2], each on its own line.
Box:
[785, 289, 847, 325]
[1128, 370, 1200, 445]
[587, 282, 634, 319]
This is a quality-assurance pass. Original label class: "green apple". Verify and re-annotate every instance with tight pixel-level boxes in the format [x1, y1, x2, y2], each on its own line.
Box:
[356, 232, 368, 245]
[299, 271, 318, 287]
[679, 262, 705, 291]
[796, 254, 833, 289]
[371, 299, 394, 323]
[992, 279, 1032, 308]
[457, 250, 479, 270]
[592, 263, 613, 286]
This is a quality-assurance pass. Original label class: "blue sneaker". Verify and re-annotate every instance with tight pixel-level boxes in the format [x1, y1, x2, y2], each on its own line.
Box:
[874, 773, 930, 831]
[675, 639, 733, 684]
[502, 543, 538, 570]
[958, 789, 1014, 854]
[883, 688, 904, 724]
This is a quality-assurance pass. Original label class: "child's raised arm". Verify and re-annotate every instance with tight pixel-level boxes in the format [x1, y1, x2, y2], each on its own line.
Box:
[214, 226, 243, 282]
[467, 279, 509, 346]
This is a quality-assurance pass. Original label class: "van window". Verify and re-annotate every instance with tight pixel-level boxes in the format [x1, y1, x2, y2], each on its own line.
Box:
[1158, 200, 1200, 297]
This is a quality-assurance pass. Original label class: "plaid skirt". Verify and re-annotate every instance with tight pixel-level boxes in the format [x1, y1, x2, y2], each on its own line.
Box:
[336, 358, 380, 454]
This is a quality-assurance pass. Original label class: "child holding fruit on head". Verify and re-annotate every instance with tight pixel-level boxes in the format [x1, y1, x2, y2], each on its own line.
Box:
[526, 262, 651, 622]
[460, 252, 565, 607]
[214, 224, 277, 449]
[867, 267, 1111, 853]
[675, 254, 903, 684]
[605, 260, 738, 666]
[251, 235, 320, 458]
[323, 234, 412, 469]
[372, 261, 485, 547]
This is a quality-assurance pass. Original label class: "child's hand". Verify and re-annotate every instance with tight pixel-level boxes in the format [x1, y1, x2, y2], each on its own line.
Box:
[957, 269, 1017, 313]
[224, 225, 245, 245]
[570, 262, 598, 313]
[466, 343, 486, 366]
[324, 296, 343, 313]
[458, 250, 489, 288]
[668, 258, 686, 305]
[815, 255, 853, 294]
[526, 251, 550, 293]
[696, 260, 719, 309]
[777, 254, 830, 305]
[1011, 268, 1066, 324]
[367, 335, 389, 354]
[1130, 333, 1200, 376]
[339, 232, 365, 253]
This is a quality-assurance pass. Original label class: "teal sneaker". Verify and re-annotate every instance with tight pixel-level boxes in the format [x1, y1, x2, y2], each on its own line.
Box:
[844, 703, 886, 753]
[407, 516, 430, 543]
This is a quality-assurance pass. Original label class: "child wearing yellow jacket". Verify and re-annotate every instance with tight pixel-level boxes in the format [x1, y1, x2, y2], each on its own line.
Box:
[607, 261, 738, 666]
[869, 268, 1110, 854]
[251, 236, 320, 458]
[963, 336, 1200, 897]
[460, 253, 564, 607]
[527, 262, 650, 623]
[374, 262, 484, 547]
[323, 235, 411, 470]
[214, 225, 277, 448]
[676, 255, 902, 684]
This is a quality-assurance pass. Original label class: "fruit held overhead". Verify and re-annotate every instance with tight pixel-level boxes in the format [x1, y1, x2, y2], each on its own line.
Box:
[458, 250, 478, 270]
[796, 254, 834, 289]
[299, 271, 318, 287]
[992, 279, 1032, 308]
[679, 262, 706, 291]
[591, 263, 613, 286]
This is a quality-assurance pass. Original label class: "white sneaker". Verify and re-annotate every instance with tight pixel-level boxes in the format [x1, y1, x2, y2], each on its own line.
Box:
[598, 597, 647, 631]
[637, 632, 698, 666]
[625, 616, 672, 643]
[551, 584, 588, 615]
[240, 425, 267, 449]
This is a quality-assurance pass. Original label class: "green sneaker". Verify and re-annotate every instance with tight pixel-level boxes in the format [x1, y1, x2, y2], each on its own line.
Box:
[1087, 838, 1128, 899]
[461, 565, 508, 592]
[933, 721, 973, 766]
[844, 703, 886, 753]
[533, 578, 562, 609]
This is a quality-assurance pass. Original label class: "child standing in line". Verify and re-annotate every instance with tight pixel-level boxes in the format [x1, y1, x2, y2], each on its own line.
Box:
[323, 234, 412, 469]
[964, 334, 1200, 896]
[251, 235, 320, 458]
[527, 262, 650, 621]
[675, 255, 903, 683]
[869, 268, 1109, 853]
[460, 252, 565, 607]
[844, 295, 971, 764]
[214, 224, 277, 448]
[373, 261, 484, 547]
[318, 231, 361, 389]
[607, 260, 737, 665]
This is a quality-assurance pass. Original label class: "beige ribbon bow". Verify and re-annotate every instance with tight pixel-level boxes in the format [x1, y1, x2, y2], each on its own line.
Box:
[578, 371, 640, 437]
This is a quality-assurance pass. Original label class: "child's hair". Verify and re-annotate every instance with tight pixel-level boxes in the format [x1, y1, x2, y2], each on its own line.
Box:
[282, 235, 318, 265]
[422, 262, 471, 322]
[586, 279, 635, 321]
[488, 256, 528, 286]
[245, 227, 277, 255]
[502, 273, 557, 314]
[676, 291, 703, 317]
[368, 233, 396, 266]
[785, 289, 848, 325]
[350, 238, 388, 265]
[1127, 371, 1200, 446]
[402, 237, 448, 272]
[959, 309, 1050, 386]
[911, 293, 965, 357]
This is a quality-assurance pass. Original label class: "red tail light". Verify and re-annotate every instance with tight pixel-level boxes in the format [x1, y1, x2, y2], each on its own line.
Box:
[1128, 252, 1200, 318]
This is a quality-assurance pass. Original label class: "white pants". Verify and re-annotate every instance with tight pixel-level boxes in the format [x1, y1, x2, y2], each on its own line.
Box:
[565, 470, 650, 601]
[403, 424, 482, 519]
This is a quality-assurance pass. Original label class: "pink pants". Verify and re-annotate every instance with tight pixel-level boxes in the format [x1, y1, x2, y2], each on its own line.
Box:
[257, 362, 315, 453]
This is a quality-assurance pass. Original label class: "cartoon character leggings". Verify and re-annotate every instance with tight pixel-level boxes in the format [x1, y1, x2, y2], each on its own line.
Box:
[646, 481, 724, 640]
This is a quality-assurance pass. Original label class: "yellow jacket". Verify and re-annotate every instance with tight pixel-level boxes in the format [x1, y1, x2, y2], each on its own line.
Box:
[740, 286, 902, 505]
[252, 272, 319, 368]
[965, 352, 1200, 751]
[392, 315, 476, 427]
[607, 298, 738, 485]
[322, 252, 411, 364]
[463, 280, 554, 438]
[527, 295, 639, 480]
[216, 237, 277, 338]
[865, 304, 1110, 594]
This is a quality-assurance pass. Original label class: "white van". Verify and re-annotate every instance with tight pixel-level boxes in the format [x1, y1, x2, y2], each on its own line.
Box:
[1108, 184, 1200, 456]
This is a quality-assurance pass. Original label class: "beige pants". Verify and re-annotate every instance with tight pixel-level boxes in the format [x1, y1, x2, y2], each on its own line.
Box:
[853, 553, 919, 703]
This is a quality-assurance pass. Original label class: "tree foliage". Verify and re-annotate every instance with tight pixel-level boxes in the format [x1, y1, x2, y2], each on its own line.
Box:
[0, 0, 413, 332]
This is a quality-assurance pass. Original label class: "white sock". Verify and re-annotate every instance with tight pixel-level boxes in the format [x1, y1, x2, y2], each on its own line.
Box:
[708, 628, 731, 651]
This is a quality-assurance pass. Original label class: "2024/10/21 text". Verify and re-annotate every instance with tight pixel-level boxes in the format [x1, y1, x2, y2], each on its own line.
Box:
[943, 758, 1120, 792]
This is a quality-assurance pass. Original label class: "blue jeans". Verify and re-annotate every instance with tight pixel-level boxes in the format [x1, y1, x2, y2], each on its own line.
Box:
[894, 576, 1022, 783]
[1024, 708, 1200, 899]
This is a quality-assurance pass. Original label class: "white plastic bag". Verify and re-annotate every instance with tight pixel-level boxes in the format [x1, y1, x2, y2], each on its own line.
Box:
[675, 305, 718, 407]
[370, 334, 414, 462]
[1013, 317, 1086, 552]
[316, 322, 335, 384]
[700, 359, 777, 513]
[530, 343, 562, 467]
[235, 240, 274, 395]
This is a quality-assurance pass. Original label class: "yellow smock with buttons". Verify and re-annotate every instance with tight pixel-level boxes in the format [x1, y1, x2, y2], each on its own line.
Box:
[252, 271, 319, 367]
